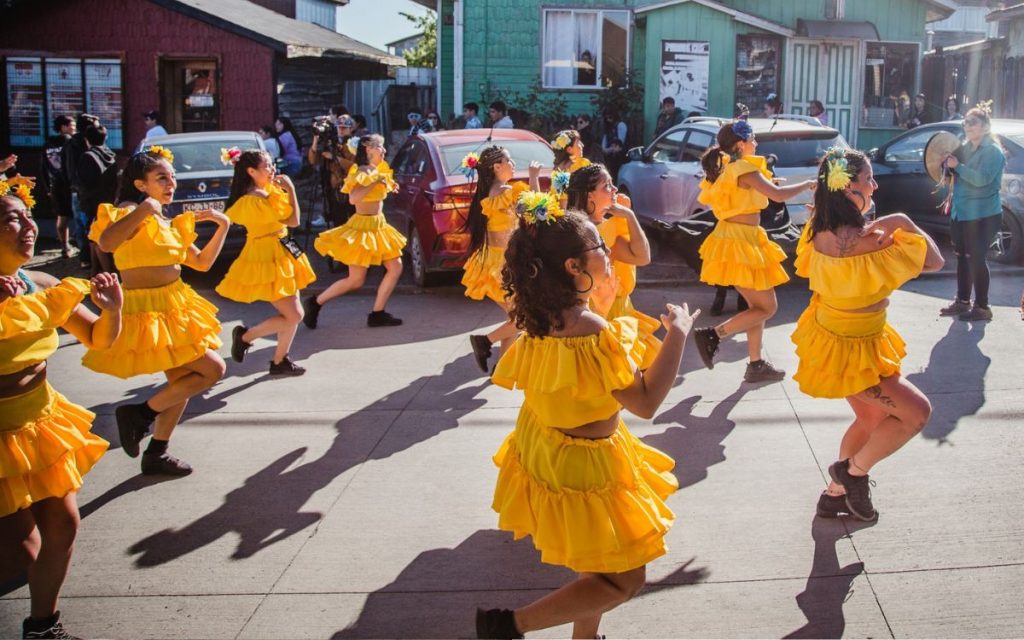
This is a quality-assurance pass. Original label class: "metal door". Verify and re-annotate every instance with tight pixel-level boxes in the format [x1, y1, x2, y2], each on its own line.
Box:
[786, 39, 861, 146]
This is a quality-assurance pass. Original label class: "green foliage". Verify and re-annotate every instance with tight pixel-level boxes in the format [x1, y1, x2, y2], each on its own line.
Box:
[399, 10, 437, 68]
[479, 77, 570, 138]
[590, 70, 644, 119]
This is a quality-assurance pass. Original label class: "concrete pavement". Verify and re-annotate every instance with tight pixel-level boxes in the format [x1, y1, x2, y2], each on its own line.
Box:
[2, 249, 1022, 639]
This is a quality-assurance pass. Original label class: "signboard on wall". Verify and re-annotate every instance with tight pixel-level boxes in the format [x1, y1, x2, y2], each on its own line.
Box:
[6, 58, 44, 146]
[659, 40, 709, 115]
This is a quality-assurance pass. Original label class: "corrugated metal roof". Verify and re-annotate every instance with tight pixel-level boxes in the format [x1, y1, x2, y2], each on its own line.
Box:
[149, 0, 405, 65]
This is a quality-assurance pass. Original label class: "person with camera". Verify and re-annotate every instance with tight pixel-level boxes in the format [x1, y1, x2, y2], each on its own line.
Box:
[308, 113, 357, 227]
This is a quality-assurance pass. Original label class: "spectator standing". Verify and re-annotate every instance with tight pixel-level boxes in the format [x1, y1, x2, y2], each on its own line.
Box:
[945, 96, 963, 121]
[601, 110, 628, 181]
[275, 117, 303, 178]
[426, 111, 444, 131]
[258, 125, 281, 160]
[654, 97, 685, 138]
[808, 100, 828, 126]
[308, 114, 357, 227]
[62, 113, 99, 268]
[407, 109, 433, 136]
[142, 110, 168, 138]
[77, 124, 118, 274]
[907, 93, 933, 129]
[764, 93, 784, 116]
[352, 114, 371, 137]
[40, 115, 76, 257]
[575, 114, 600, 162]
[488, 101, 514, 129]
[463, 102, 483, 129]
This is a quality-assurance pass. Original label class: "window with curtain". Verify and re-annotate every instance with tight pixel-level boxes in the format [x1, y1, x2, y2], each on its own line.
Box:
[542, 9, 630, 89]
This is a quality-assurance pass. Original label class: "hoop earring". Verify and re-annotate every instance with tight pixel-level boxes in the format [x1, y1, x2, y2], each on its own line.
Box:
[575, 270, 594, 294]
[850, 191, 867, 212]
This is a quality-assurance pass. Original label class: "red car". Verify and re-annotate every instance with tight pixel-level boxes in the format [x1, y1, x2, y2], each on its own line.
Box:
[385, 129, 554, 286]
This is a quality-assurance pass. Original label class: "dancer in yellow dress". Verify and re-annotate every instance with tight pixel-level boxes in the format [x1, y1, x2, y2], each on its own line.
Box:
[462, 146, 540, 373]
[305, 134, 406, 328]
[691, 119, 816, 382]
[566, 163, 661, 368]
[216, 148, 315, 376]
[549, 129, 591, 205]
[87, 146, 229, 476]
[476, 202, 700, 640]
[0, 179, 122, 639]
[792, 148, 944, 521]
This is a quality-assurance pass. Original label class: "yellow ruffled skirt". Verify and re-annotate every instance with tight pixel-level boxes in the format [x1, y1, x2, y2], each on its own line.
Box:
[699, 220, 789, 290]
[82, 279, 223, 379]
[791, 299, 906, 399]
[492, 407, 678, 573]
[461, 245, 506, 304]
[314, 214, 406, 267]
[216, 235, 316, 303]
[0, 383, 108, 517]
[607, 295, 661, 370]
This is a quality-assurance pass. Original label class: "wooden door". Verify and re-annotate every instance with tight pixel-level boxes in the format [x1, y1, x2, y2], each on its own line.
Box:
[786, 39, 861, 145]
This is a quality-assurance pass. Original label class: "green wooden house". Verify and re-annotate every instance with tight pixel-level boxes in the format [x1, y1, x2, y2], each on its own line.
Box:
[414, 0, 956, 150]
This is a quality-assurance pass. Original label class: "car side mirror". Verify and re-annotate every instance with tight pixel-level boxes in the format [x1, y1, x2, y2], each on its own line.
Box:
[626, 146, 644, 163]
[868, 147, 880, 161]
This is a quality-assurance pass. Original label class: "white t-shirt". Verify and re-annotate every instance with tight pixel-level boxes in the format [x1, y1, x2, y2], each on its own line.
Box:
[493, 116, 514, 129]
[146, 124, 168, 137]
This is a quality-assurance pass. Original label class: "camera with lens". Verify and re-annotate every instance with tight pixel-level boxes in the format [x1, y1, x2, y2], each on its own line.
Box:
[311, 115, 338, 147]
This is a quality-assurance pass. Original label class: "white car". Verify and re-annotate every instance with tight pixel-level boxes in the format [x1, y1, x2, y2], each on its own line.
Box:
[618, 117, 849, 226]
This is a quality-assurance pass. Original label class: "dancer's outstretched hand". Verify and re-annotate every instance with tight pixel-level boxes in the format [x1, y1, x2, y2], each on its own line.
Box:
[0, 275, 28, 301]
[89, 272, 123, 312]
[661, 302, 700, 337]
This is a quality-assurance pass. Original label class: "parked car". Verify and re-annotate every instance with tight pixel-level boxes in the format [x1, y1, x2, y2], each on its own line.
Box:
[869, 119, 1024, 264]
[384, 129, 554, 287]
[618, 116, 849, 228]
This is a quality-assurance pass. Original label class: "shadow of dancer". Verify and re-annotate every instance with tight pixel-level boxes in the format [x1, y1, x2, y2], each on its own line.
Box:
[906, 321, 988, 446]
[124, 354, 487, 567]
[784, 517, 875, 639]
[334, 529, 708, 639]
[642, 386, 749, 489]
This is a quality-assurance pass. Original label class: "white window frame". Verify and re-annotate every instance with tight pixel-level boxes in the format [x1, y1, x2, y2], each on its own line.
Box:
[540, 8, 631, 90]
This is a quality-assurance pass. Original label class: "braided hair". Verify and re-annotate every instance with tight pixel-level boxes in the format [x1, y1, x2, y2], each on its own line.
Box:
[463, 145, 508, 256]
[565, 163, 607, 218]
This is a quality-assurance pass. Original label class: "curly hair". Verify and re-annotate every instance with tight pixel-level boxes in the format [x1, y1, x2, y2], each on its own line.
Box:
[502, 210, 594, 336]
[699, 122, 748, 184]
[462, 145, 508, 256]
[116, 151, 171, 204]
[807, 148, 871, 238]
[227, 149, 272, 208]
[565, 163, 607, 216]
[552, 129, 581, 169]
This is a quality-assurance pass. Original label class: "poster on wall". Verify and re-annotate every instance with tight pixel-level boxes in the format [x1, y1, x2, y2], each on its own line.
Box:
[735, 34, 781, 117]
[45, 58, 84, 123]
[85, 60, 124, 149]
[660, 40, 709, 116]
[6, 58, 45, 147]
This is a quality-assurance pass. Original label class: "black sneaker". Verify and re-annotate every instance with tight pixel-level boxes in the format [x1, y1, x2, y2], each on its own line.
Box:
[231, 325, 251, 363]
[302, 295, 321, 329]
[828, 459, 878, 522]
[141, 451, 193, 476]
[22, 612, 81, 639]
[470, 334, 493, 373]
[115, 404, 152, 458]
[815, 492, 850, 519]
[693, 327, 720, 369]
[744, 359, 786, 383]
[367, 310, 402, 327]
[269, 356, 306, 376]
[476, 608, 523, 640]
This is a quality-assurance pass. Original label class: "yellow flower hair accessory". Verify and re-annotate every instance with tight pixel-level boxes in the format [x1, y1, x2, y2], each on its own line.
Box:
[516, 190, 564, 225]
[220, 146, 242, 166]
[552, 132, 572, 151]
[459, 151, 480, 178]
[13, 184, 35, 209]
[146, 145, 174, 163]
[0, 180, 8, 198]
[0, 175, 37, 209]
[822, 147, 851, 192]
[974, 99, 993, 115]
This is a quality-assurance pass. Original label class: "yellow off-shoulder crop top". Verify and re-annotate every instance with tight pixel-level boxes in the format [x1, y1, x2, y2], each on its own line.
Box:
[599, 216, 636, 296]
[492, 317, 645, 428]
[697, 155, 772, 221]
[794, 227, 927, 309]
[89, 204, 197, 270]
[0, 276, 90, 375]
[226, 183, 292, 238]
[341, 162, 398, 202]
[482, 182, 529, 233]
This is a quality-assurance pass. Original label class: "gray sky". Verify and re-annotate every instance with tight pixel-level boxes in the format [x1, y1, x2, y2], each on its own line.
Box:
[336, 0, 432, 52]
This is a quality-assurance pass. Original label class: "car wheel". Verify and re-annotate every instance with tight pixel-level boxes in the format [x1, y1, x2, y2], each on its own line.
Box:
[988, 209, 1023, 265]
[406, 225, 437, 288]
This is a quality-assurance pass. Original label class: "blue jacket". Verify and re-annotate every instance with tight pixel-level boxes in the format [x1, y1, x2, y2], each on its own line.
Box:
[951, 136, 1005, 221]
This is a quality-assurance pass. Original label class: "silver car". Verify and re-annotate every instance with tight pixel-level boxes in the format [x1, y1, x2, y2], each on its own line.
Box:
[618, 117, 849, 226]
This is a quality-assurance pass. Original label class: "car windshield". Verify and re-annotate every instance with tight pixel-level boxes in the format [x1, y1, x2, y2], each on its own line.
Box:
[439, 141, 554, 176]
[1006, 133, 1024, 148]
[758, 132, 849, 167]
[158, 140, 262, 173]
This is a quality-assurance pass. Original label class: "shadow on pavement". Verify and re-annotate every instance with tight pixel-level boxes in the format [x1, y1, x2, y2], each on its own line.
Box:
[907, 320, 988, 446]
[333, 529, 708, 639]
[784, 516, 875, 639]
[117, 354, 486, 567]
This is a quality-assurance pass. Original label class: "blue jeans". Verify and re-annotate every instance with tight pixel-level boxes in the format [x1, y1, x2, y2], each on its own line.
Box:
[71, 192, 90, 257]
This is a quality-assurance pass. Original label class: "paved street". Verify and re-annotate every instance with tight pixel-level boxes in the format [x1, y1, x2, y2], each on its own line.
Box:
[2, 248, 1022, 639]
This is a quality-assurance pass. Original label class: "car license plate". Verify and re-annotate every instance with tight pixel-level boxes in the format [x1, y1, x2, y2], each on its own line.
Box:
[181, 200, 225, 212]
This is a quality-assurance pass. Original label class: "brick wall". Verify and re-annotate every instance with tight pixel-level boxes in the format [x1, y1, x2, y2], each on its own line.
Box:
[0, 0, 276, 151]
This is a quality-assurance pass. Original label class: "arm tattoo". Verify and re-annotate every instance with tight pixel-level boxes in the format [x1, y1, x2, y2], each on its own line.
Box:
[865, 385, 897, 408]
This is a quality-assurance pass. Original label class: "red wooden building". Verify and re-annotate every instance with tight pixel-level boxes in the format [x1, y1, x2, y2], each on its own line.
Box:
[0, 0, 402, 155]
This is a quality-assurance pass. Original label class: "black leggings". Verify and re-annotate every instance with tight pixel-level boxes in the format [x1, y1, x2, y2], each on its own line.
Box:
[950, 214, 1002, 308]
